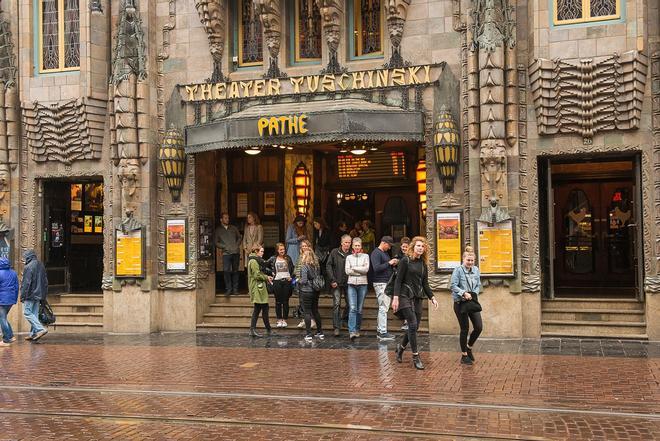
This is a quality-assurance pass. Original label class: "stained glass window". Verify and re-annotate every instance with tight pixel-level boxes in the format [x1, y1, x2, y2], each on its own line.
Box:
[39, 0, 79, 72]
[554, 0, 620, 25]
[239, 0, 263, 66]
[295, 0, 321, 61]
[353, 0, 382, 57]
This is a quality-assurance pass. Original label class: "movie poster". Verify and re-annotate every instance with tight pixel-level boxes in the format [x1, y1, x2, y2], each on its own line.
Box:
[166, 218, 187, 273]
[70, 184, 82, 211]
[116, 228, 144, 277]
[436, 212, 462, 272]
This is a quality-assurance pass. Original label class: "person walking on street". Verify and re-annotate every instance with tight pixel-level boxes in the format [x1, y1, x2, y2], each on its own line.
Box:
[21, 250, 49, 342]
[345, 237, 370, 341]
[326, 234, 351, 337]
[242, 212, 263, 270]
[450, 246, 483, 365]
[285, 215, 307, 265]
[267, 243, 294, 328]
[371, 236, 397, 341]
[395, 237, 411, 331]
[0, 257, 19, 347]
[392, 237, 438, 370]
[215, 212, 242, 296]
[298, 249, 324, 342]
[247, 245, 273, 337]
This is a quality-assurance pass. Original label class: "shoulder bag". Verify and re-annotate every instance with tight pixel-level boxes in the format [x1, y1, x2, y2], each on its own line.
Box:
[459, 267, 482, 314]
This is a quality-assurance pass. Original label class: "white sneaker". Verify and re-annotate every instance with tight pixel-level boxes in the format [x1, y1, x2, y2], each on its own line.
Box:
[304, 335, 313, 343]
[297, 320, 305, 328]
[276, 321, 283, 328]
[281, 321, 288, 328]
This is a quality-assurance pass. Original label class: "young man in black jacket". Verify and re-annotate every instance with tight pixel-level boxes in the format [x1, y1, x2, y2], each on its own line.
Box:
[325, 235, 351, 337]
[371, 236, 398, 341]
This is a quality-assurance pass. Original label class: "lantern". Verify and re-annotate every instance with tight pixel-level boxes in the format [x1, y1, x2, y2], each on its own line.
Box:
[433, 106, 460, 193]
[293, 161, 311, 217]
[416, 160, 427, 218]
[159, 127, 187, 203]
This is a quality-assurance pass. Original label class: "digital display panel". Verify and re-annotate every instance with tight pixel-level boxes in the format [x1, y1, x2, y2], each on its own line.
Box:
[337, 151, 407, 181]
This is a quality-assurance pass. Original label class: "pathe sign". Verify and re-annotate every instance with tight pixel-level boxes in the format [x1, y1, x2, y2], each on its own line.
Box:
[258, 114, 308, 136]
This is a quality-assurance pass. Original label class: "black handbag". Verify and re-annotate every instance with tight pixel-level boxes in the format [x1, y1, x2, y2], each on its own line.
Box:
[459, 292, 482, 314]
[39, 299, 56, 325]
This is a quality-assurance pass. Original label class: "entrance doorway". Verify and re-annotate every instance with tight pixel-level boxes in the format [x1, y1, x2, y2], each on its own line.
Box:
[545, 159, 640, 298]
[43, 180, 104, 293]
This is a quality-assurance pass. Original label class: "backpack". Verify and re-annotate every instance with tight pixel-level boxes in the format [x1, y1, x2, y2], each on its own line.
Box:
[39, 299, 56, 325]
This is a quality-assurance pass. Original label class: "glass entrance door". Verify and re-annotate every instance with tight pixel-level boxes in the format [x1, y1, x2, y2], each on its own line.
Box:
[553, 180, 636, 296]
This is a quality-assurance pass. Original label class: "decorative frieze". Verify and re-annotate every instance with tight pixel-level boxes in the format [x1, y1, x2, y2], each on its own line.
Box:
[316, 0, 345, 74]
[194, 0, 226, 82]
[529, 51, 648, 145]
[384, 0, 410, 69]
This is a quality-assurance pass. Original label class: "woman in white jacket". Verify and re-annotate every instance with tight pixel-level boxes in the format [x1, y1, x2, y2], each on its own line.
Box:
[344, 237, 370, 341]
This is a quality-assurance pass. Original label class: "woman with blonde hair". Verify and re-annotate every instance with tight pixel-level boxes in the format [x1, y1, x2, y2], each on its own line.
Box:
[242, 212, 263, 270]
[450, 246, 483, 365]
[298, 248, 324, 342]
[392, 236, 438, 370]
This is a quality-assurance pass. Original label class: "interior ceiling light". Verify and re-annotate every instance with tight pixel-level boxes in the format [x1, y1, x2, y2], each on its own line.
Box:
[245, 147, 262, 155]
[286, 146, 293, 150]
[350, 145, 367, 155]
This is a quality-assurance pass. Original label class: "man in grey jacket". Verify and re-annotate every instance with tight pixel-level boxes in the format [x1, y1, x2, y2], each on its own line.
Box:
[20, 249, 49, 341]
[215, 212, 242, 295]
[326, 235, 351, 337]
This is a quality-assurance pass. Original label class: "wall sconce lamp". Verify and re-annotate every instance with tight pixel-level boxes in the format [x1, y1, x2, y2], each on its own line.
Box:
[433, 106, 460, 193]
[416, 159, 427, 218]
[293, 162, 311, 218]
[159, 127, 187, 203]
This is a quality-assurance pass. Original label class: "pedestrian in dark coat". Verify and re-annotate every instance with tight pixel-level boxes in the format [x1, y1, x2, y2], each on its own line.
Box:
[0, 257, 19, 347]
[21, 249, 49, 342]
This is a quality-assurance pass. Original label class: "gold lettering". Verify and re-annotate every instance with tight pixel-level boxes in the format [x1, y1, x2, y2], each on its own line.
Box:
[267, 79, 281, 96]
[213, 83, 226, 100]
[185, 85, 198, 101]
[200, 83, 212, 100]
[305, 76, 320, 92]
[366, 70, 375, 88]
[321, 74, 336, 92]
[228, 82, 240, 99]
[392, 68, 406, 86]
[351, 72, 365, 89]
[424, 65, 431, 83]
[258, 117, 269, 136]
[253, 80, 266, 96]
[240, 81, 253, 97]
[407, 66, 421, 84]
[299, 114, 308, 133]
[278, 116, 289, 134]
[376, 69, 389, 87]
[268, 116, 279, 135]
[290, 76, 305, 93]
[337, 74, 350, 90]
[289, 115, 298, 134]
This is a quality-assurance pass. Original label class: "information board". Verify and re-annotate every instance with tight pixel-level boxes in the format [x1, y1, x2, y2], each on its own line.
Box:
[337, 151, 407, 181]
[476, 219, 515, 277]
[435, 211, 462, 272]
[166, 218, 188, 273]
[198, 218, 214, 260]
[115, 228, 144, 278]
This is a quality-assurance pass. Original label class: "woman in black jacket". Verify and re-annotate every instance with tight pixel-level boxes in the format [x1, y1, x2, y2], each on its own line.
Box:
[391, 236, 438, 370]
[267, 243, 295, 328]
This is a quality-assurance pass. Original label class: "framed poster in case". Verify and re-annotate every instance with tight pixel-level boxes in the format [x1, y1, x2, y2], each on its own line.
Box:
[435, 211, 462, 273]
[166, 218, 188, 273]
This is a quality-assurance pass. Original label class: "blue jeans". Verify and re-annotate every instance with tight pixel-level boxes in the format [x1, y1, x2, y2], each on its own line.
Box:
[222, 253, 240, 293]
[347, 284, 367, 334]
[0, 305, 14, 343]
[23, 300, 45, 337]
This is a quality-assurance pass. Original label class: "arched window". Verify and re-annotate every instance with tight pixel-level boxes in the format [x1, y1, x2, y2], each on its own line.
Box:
[39, 0, 80, 72]
[293, 0, 321, 63]
[553, 0, 620, 26]
[350, 0, 383, 58]
[236, 0, 263, 67]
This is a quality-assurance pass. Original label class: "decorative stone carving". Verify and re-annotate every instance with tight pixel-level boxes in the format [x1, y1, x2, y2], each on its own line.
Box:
[652, 51, 659, 282]
[479, 144, 506, 206]
[529, 51, 648, 145]
[256, 0, 285, 79]
[22, 98, 105, 164]
[111, 0, 147, 84]
[90, 0, 103, 13]
[0, 0, 17, 224]
[194, 0, 226, 82]
[316, 0, 345, 74]
[384, 0, 410, 69]
[118, 158, 140, 217]
[0, 6, 16, 88]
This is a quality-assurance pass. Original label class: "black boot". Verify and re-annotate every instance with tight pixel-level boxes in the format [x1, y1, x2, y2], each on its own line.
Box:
[249, 328, 262, 338]
[412, 354, 425, 370]
[395, 344, 405, 363]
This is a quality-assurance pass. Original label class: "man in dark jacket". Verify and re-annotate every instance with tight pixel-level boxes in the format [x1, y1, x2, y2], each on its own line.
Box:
[21, 250, 49, 341]
[371, 236, 398, 341]
[326, 234, 351, 337]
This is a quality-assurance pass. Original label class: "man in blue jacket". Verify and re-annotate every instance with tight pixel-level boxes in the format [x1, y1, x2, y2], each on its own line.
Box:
[20, 250, 49, 342]
[371, 236, 398, 341]
[0, 257, 19, 347]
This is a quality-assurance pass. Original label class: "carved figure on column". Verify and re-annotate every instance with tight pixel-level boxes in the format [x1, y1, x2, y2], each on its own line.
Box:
[256, 0, 285, 79]
[0, 3, 17, 222]
[195, 0, 226, 82]
[384, 0, 410, 69]
[316, 0, 345, 74]
[118, 158, 140, 218]
[468, 0, 516, 215]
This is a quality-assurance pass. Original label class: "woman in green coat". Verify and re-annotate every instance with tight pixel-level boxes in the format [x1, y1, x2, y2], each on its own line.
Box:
[247, 245, 273, 337]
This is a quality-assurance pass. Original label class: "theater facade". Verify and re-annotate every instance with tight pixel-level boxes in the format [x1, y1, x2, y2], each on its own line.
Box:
[1, 0, 659, 338]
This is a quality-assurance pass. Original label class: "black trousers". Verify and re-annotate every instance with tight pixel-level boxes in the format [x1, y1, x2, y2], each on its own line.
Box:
[272, 280, 291, 320]
[398, 297, 423, 354]
[301, 290, 322, 336]
[250, 303, 271, 330]
[453, 302, 483, 352]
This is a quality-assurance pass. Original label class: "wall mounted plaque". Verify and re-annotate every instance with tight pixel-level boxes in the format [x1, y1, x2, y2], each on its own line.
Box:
[475, 219, 515, 277]
[115, 227, 145, 278]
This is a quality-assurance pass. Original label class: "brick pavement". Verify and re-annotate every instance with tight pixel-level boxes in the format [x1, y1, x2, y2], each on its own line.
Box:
[0, 333, 658, 440]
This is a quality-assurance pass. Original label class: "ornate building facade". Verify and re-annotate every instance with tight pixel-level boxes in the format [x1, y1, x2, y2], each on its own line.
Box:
[2, 0, 659, 338]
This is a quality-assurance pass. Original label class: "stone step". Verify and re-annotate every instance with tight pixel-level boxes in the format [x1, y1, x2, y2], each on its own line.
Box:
[196, 322, 428, 333]
[541, 309, 646, 323]
[540, 332, 649, 340]
[50, 304, 104, 314]
[541, 320, 647, 337]
[50, 312, 104, 324]
[541, 298, 644, 311]
[47, 322, 104, 333]
[205, 303, 393, 315]
[50, 294, 104, 305]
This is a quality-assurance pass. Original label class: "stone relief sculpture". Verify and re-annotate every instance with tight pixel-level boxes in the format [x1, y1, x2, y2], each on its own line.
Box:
[194, 0, 226, 82]
[529, 51, 648, 145]
[110, 0, 148, 220]
[467, 0, 516, 212]
[316, 0, 345, 74]
[256, 0, 284, 78]
[384, 0, 410, 69]
[0, 4, 17, 217]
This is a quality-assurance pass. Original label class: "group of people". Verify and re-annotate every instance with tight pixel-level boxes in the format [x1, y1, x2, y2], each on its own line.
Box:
[217, 211, 485, 369]
[0, 250, 51, 347]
